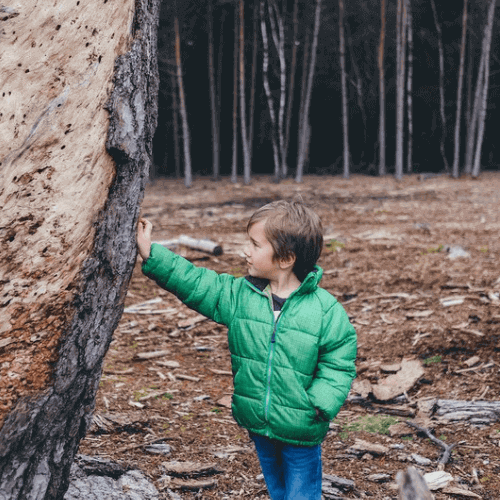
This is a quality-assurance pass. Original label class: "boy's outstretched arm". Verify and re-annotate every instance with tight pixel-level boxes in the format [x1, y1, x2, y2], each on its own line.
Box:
[137, 219, 237, 326]
[137, 218, 152, 261]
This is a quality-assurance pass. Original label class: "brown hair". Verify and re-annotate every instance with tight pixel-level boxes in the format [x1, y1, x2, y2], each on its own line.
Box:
[247, 199, 323, 281]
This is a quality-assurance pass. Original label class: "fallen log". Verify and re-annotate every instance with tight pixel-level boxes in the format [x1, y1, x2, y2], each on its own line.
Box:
[154, 235, 223, 256]
[432, 399, 500, 425]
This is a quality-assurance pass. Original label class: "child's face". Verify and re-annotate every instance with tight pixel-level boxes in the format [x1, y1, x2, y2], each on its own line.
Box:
[244, 220, 281, 281]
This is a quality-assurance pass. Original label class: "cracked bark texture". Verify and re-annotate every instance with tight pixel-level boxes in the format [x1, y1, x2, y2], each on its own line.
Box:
[0, 0, 161, 498]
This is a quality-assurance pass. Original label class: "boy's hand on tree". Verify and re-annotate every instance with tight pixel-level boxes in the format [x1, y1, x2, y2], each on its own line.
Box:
[137, 218, 152, 261]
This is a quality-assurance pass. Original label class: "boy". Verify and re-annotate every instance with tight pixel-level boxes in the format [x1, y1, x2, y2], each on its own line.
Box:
[137, 200, 357, 500]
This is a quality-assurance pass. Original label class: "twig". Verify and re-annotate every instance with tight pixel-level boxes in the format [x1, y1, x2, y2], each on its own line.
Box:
[404, 421, 457, 468]
[115, 436, 175, 453]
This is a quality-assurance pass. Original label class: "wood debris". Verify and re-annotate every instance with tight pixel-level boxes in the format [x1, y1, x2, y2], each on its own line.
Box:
[162, 461, 222, 478]
[135, 350, 170, 360]
[372, 359, 425, 401]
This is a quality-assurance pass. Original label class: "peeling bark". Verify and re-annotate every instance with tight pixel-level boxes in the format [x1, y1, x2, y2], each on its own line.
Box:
[0, 0, 160, 497]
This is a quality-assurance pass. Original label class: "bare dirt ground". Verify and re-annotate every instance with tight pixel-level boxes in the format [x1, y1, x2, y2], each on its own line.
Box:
[80, 173, 500, 499]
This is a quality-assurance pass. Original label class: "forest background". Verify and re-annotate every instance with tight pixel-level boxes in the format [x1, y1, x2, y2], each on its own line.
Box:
[155, 0, 499, 185]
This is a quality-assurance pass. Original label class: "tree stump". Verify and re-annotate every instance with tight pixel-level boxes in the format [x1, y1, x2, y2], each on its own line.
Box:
[0, 0, 161, 498]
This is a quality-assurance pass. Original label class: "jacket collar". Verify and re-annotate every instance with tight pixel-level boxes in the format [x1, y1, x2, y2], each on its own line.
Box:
[245, 265, 323, 296]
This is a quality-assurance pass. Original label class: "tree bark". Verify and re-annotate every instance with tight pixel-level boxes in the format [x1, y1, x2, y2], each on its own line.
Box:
[378, 0, 387, 176]
[248, 0, 259, 165]
[472, 0, 496, 178]
[339, 0, 350, 178]
[452, 0, 468, 179]
[0, 0, 160, 497]
[174, 14, 192, 188]
[208, 0, 220, 180]
[430, 0, 449, 173]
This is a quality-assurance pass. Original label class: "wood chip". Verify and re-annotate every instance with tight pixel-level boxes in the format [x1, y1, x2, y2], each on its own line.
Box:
[169, 478, 217, 490]
[135, 350, 170, 360]
[178, 314, 208, 329]
[464, 356, 481, 368]
[175, 373, 200, 382]
[406, 310, 434, 319]
[372, 359, 424, 401]
[156, 360, 181, 368]
[163, 461, 222, 478]
[441, 487, 482, 498]
[0, 337, 15, 348]
[208, 368, 232, 376]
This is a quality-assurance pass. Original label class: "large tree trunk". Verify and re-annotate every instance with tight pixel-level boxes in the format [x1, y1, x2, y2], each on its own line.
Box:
[0, 0, 160, 498]
[452, 0, 468, 179]
[378, 0, 387, 176]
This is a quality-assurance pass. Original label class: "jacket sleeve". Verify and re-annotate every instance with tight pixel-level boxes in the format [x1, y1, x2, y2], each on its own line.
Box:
[306, 300, 357, 421]
[141, 243, 237, 326]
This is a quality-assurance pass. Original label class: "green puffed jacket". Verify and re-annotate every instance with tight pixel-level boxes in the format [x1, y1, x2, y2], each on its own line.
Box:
[142, 243, 357, 446]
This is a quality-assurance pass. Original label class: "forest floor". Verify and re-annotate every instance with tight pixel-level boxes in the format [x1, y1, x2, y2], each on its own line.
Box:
[80, 173, 500, 499]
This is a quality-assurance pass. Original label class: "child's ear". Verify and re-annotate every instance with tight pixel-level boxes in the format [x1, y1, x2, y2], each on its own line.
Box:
[279, 253, 296, 270]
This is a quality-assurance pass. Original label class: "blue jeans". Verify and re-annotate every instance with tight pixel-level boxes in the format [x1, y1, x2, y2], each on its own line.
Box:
[250, 433, 322, 500]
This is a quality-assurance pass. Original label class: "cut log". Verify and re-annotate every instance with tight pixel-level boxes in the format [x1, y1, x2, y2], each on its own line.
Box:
[0, 0, 161, 497]
[433, 399, 500, 425]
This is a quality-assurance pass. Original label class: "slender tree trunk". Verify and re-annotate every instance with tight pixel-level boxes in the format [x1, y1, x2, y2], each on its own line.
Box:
[472, 0, 496, 178]
[0, 0, 160, 497]
[430, 0, 449, 173]
[295, 28, 310, 183]
[464, 26, 487, 175]
[239, 0, 251, 185]
[175, 15, 192, 188]
[378, 0, 386, 176]
[284, 0, 299, 171]
[260, 0, 280, 180]
[232, 4, 239, 183]
[395, 0, 407, 180]
[406, 1, 413, 174]
[339, 0, 349, 178]
[248, 0, 259, 163]
[208, 0, 220, 180]
[464, 32, 474, 173]
[171, 72, 181, 179]
[296, 0, 322, 182]
[452, 0, 468, 179]
[346, 22, 367, 160]
[217, 10, 226, 177]
[268, 0, 287, 178]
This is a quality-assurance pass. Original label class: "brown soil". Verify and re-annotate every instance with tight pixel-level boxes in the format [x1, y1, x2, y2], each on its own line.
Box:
[80, 173, 500, 499]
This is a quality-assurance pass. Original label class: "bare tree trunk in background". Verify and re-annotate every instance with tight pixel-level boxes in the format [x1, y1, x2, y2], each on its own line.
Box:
[465, 22, 487, 175]
[378, 0, 386, 176]
[260, 0, 281, 180]
[171, 72, 181, 179]
[452, 0, 468, 179]
[175, 15, 192, 188]
[346, 23, 367, 160]
[0, 0, 160, 497]
[217, 10, 226, 178]
[472, 0, 496, 178]
[232, 4, 239, 183]
[268, 0, 287, 178]
[295, 28, 310, 183]
[464, 33, 474, 174]
[406, 1, 413, 174]
[430, 0, 449, 173]
[284, 0, 300, 172]
[239, 0, 251, 184]
[339, 0, 349, 178]
[249, 0, 259, 163]
[208, 0, 220, 180]
[296, 0, 321, 182]
[395, 0, 407, 180]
